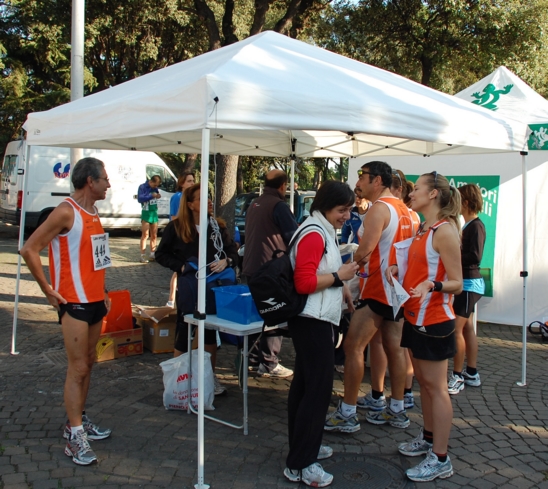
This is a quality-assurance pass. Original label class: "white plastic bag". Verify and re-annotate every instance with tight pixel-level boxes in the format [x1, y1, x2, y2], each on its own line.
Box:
[159, 351, 215, 411]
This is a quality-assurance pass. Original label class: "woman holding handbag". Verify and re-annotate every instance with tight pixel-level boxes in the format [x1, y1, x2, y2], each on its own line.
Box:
[156, 183, 238, 396]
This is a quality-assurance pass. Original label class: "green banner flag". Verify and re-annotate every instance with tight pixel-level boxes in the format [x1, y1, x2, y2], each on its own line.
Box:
[528, 123, 548, 150]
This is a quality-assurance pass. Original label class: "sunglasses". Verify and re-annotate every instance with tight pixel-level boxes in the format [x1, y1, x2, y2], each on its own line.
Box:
[357, 169, 378, 177]
[431, 171, 439, 189]
[392, 171, 403, 187]
[356, 259, 384, 279]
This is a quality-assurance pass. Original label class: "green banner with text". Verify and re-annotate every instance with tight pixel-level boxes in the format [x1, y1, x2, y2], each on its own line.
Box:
[408, 175, 499, 297]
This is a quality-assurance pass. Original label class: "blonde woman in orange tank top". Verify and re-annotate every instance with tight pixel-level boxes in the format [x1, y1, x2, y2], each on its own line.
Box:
[386, 172, 462, 483]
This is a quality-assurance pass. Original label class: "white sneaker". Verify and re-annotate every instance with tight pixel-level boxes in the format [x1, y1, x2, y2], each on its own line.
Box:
[284, 462, 333, 487]
[462, 370, 481, 386]
[357, 391, 387, 411]
[257, 363, 293, 378]
[448, 373, 464, 395]
[165, 301, 174, 308]
[398, 428, 432, 457]
[406, 450, 453, 482]
[334, 364, 344, 373]
[213, 375, 226, 396]
[317, 445, 333, 460]
[140, 254, 148, 263]
[149, 252, 155, 261]
[404, 391, 415, 410]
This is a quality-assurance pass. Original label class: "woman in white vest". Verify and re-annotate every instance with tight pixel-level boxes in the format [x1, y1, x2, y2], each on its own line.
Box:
[283, 180, 359, 488]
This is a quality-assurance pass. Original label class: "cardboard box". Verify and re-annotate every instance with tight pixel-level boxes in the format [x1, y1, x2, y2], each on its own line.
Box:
[96, 327, 143, 362]
[134, 307, 178, 354]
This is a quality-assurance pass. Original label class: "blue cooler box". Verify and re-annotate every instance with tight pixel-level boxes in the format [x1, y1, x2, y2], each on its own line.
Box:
[213, 285, 262, 324]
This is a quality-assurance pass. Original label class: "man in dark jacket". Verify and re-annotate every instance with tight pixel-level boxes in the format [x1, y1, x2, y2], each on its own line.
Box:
[242, 170, 297, 378]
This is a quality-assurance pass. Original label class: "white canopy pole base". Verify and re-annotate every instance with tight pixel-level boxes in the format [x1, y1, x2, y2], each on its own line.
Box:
[517, 151, 528, 387]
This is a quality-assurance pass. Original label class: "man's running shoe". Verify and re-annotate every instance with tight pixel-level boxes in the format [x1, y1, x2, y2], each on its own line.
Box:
[448, 373, 464, 395]
[357, 392, 386, 412]
[257, 363, 293, 378]
[404, 392, 415, 410]
[398, 428, 432, 457]
[214, 375, 227, 396]
[366, 405, 410, 428]
[284, 462, 334, 487]
[64, 429, 97, 466]
[406, 450, 453, 482]
[462, 370, 481, 387]
[324, 405, 360, 433]
[63, 415, 112, 441]
[317, 445, 333, 460]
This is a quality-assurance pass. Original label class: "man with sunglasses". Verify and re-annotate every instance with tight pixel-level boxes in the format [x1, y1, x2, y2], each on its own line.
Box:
[325, 161, 414, 433]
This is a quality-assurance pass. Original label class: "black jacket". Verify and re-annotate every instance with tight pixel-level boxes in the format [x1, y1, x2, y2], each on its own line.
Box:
[156, 218, 239, 273]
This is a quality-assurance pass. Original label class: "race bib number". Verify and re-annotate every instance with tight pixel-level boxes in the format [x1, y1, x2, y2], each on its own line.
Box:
[91, 233, 112, 271]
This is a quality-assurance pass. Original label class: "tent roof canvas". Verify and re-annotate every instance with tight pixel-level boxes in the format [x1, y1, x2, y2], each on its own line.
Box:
[23, 31, 528, 157]
[455, 66, 548, 124]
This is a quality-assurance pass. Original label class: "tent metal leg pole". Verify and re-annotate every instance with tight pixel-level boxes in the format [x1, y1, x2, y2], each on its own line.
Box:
[517, 152, 528, 387]
[11, 255, 23, 356]
[195, 127, 210, 489]
[11, 142, 31, 355]
[289, 157, 295, 214]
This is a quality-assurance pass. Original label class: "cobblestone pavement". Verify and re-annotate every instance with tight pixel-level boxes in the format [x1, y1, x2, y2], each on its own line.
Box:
[1, 222, 547, 489]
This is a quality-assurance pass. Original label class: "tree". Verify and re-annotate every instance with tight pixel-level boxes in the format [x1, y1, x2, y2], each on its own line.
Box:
[0, 0, 210, 148]
[309, 0, 548, 95]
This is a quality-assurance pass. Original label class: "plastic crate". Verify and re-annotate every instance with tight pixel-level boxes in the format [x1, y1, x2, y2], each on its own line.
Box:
[212, 285, 262, 325]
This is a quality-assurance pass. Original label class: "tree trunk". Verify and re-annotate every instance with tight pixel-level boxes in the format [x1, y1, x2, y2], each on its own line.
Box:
[236, 159, 244, 194]
[214, 154, 238, 238]
[183, 153, 198, 174]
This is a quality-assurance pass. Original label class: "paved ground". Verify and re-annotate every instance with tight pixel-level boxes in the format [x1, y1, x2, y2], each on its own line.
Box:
[1, 221, 547, 489]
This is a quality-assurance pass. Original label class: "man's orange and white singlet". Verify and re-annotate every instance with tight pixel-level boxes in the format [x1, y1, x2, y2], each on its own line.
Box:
[48, 198, 106, 303]
[410, 209, 421, 231]
[360, 196, 415, 305]
[403, 220, 455, 326]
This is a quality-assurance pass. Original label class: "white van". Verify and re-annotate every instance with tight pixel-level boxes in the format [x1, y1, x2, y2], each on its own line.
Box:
[0, 140, 177, 229]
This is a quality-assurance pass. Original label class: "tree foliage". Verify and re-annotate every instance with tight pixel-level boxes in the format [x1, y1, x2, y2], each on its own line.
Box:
[309, 0, 548, 95]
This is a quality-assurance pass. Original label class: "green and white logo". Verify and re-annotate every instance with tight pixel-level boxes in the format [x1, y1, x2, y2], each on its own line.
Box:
[471, 83, 513, 111]
[527, 123, 548, 150]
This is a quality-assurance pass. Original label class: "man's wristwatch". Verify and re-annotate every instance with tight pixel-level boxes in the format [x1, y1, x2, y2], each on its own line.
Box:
[227, 257, 233, 267]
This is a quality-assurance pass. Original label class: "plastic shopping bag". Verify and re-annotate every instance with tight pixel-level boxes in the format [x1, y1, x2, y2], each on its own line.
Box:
[159, 351, 215, 411]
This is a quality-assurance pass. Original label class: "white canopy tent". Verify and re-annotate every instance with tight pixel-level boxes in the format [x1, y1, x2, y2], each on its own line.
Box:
[19, 32, 529, 488]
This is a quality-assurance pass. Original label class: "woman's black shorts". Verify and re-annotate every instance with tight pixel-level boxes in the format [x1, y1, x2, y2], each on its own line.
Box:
[401, 319, 456, 361]
[453, 291, 482, 318]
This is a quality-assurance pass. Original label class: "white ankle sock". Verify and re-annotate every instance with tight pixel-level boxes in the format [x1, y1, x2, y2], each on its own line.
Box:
[71, 425, 83, 437]
[340, 402, 356, 417]
[390, 398, 404, 413]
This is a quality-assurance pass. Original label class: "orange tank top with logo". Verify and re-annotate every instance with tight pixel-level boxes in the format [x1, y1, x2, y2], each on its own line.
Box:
[48, 198, 106, 303]
[360, 196, 415, 305]
[403, 220, 455, 326]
